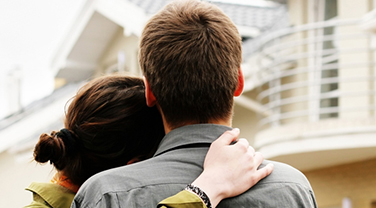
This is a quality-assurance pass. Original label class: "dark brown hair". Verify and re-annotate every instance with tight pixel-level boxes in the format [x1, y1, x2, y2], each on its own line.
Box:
[139, 0, 242, 128]
[33, 75, 165, 186]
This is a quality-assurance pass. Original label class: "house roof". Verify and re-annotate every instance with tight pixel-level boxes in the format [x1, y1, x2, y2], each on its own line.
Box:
[52, 0, 288, 80]
[127, 0, 287, 31]
[0, 83, 81, 153]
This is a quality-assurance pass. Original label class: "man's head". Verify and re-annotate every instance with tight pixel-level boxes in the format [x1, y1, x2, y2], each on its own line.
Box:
[139, 0, 243, 129]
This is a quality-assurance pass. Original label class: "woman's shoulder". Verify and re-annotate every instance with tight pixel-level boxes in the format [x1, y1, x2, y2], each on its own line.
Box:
[25, 182, 75, 208]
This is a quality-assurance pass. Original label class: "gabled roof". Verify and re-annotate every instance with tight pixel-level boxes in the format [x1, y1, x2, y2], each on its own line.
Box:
[0, 83, 81, 153]
[51, 0, 288, 89]
[213, 2, 285, 30]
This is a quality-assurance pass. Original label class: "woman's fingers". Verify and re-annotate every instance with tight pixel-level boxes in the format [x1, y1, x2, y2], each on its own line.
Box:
[253, 152, 264, 166]
[214, 128, 240, 146]
[195, 128, 274, 207]
[248, 162, 274, 185]
[235, 138, 250, 151]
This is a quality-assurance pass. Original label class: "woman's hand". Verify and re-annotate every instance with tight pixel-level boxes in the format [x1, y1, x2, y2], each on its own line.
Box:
[191, 128, 273, 207]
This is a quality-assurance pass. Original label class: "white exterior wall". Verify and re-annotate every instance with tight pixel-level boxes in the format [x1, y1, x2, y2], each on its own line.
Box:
[0, 72, 8, 119]
[233, 90, 260, 144]
[288, 0, 308, 25]
[253, 0, 376, 172]
[0, 150, 54, 207]
[338, 0, 373, 118]
[96, 28, 140, 76]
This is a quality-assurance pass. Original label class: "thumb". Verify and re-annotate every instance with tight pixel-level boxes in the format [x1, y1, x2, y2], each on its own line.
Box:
[215, 128, 240, 145]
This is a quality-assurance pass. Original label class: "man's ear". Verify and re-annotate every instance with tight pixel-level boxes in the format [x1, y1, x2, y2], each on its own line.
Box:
[234, 67, 244, 97]
[143, 77, 157, 107]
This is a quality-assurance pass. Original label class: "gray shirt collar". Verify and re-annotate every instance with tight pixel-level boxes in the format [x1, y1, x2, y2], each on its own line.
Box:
[154, 124, 232, 157]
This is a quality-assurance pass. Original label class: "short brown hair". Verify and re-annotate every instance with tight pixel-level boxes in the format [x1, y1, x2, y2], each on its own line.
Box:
[33, 75, 164, 186]
[139, 0, 242, 128]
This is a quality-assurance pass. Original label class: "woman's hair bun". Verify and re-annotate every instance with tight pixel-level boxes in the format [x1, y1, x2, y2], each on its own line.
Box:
[33, 131, 66, 170]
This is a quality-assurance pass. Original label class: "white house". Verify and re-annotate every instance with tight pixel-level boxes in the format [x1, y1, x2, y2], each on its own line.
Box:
[0, 1, 286, 207]
[243, 0, 376, 207]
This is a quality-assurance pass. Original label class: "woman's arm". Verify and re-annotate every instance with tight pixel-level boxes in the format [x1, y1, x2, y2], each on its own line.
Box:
[158, 128, 274, 208]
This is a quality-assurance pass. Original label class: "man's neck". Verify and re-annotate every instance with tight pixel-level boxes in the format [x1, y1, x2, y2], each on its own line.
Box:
[163, 117, 232, 134]
[156, 104, 233, 134]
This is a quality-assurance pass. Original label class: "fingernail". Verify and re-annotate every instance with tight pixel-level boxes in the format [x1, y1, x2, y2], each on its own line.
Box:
[233, 128, 240, 133]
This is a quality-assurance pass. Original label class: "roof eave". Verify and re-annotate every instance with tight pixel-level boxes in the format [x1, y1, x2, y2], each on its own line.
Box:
[50, 0, 148, 79]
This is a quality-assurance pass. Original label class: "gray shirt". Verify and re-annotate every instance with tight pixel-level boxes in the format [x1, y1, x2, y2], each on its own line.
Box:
[72, 124, 317, 208]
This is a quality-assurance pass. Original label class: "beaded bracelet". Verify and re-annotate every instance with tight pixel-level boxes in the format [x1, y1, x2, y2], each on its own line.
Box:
[185, 184, 212, 208]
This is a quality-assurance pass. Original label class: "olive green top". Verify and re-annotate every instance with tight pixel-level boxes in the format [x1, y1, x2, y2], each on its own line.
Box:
[25, 182, 206, 208]
[24, 182, 75, 208]
[158, 190, 207, 208]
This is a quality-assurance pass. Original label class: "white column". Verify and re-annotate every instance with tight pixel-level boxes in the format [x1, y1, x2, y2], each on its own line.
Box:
[338, 0, 371, 118]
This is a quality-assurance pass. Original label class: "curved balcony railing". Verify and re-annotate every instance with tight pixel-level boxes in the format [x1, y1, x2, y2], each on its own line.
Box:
[244, 18, 376, 129]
